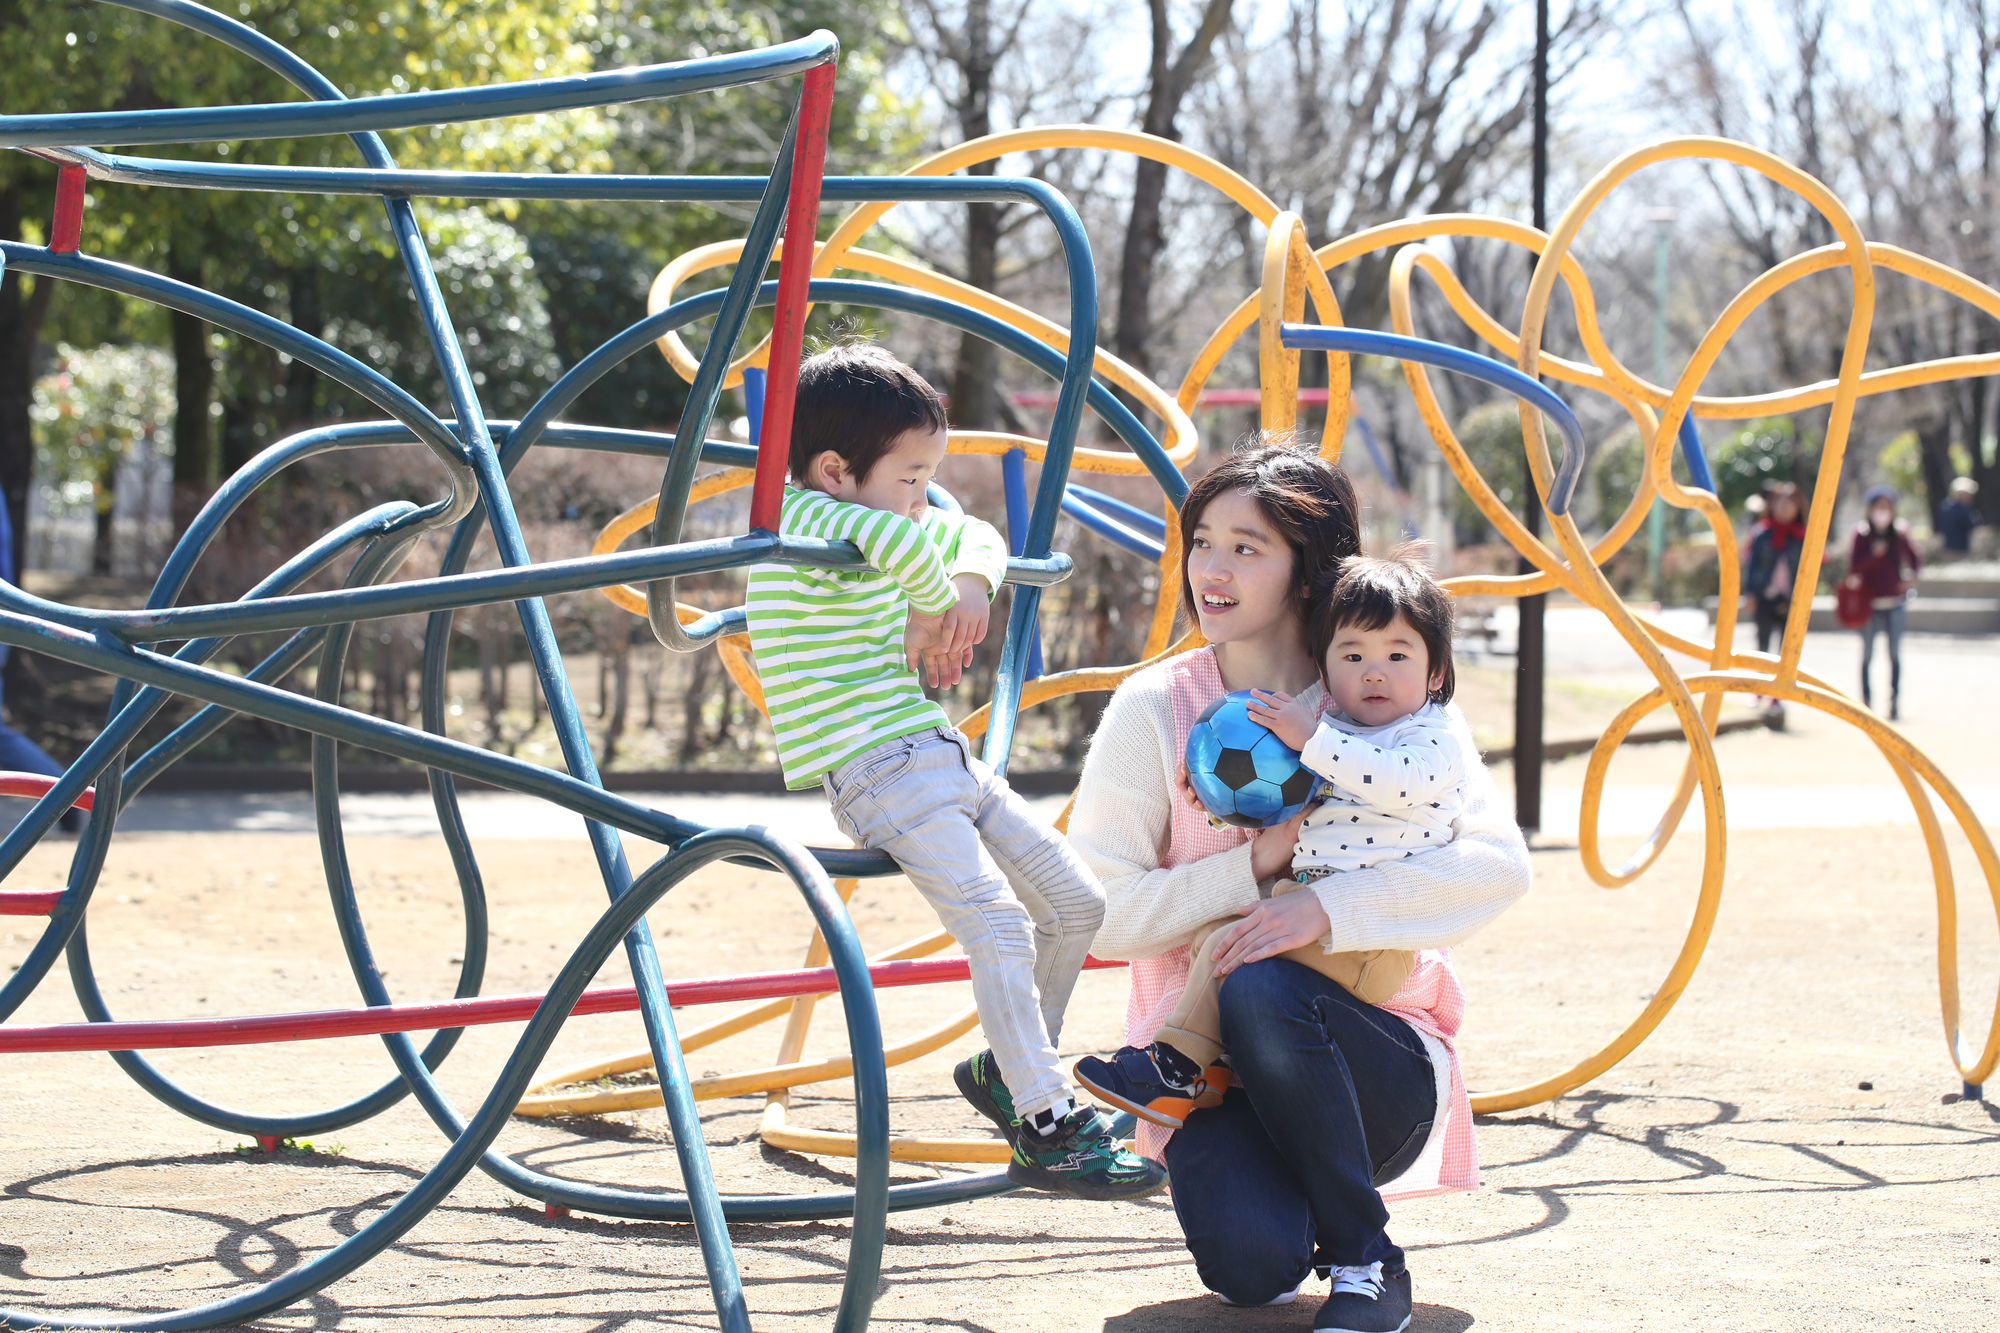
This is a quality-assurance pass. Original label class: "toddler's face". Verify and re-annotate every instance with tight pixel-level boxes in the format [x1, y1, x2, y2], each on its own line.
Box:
[814, 425, 948, 519]
[1322, 612, 1442, 728]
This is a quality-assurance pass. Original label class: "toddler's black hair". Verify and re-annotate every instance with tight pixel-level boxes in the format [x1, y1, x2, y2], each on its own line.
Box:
[1307, 550, 1455, 706]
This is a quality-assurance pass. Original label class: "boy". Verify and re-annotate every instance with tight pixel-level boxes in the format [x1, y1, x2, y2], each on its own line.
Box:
[745, 343, 1166, 1200]
[1075, 554, 1464, 1127]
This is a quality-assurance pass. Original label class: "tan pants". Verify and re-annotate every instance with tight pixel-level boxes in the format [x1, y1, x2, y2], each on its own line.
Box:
[1152, 883, 1414, 1069]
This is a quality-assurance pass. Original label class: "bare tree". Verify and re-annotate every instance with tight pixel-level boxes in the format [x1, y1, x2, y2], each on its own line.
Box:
[1114, 0, 1238, 383]
[1658, 0, 2000, 521]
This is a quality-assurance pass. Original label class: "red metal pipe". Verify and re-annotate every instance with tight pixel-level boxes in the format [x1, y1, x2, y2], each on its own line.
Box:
[0, 890, 64, 916]
[49, 164, 87, 254]
[0, 772, 95, 810]
[748, 60, 837, 532]
[0, 954, 1126, 1054]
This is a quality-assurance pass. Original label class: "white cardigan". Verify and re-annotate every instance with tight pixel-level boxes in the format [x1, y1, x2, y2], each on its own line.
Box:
[1070, 660, 1531, 963]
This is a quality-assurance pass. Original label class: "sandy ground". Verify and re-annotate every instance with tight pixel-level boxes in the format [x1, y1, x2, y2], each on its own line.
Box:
[2, 629, 1998, 1331]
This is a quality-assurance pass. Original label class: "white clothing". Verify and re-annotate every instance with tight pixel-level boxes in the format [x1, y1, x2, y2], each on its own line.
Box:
[1293, 702, 1465, 876]
[1071, 660, 1526, 966]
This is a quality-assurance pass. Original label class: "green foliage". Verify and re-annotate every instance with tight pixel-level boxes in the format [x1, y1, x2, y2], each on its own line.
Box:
[24, 0, 923, 454]
[1710, 416, 1810, 514]
[1451, 401, 1565, 540]
[1878, 430, 1923, 502]
[1590, 425, 1644, 532]
[1588, 424, 1696, 531]
[322, 208, 562, 417]
[30, 343, 174, 517]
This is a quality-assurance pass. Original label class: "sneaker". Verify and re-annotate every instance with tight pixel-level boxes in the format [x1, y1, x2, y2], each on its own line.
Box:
[1313, 1263, 1412, 1333]
[953, 1050, 1020, 1146]
[1074, 1045, 1229, 1129]
[1219, 1277, 1306, 1306]
[1007, 1106, 1169, 1201]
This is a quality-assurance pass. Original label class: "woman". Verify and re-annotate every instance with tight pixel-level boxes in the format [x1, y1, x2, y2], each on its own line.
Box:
[1742, 481, 1806, 725]
[1843, 484, 1920, 720]
[1070, 442, 1530, 1333]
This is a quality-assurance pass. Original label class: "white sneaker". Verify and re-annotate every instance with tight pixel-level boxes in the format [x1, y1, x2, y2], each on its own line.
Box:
[1218, 1276, 1306, 1307]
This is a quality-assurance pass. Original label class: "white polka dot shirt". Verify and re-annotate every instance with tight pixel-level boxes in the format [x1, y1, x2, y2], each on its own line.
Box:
[1293, 701, 1465, 876]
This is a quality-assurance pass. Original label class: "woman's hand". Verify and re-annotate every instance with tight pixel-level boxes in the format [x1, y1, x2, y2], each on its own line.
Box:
[1208, 890, 1333, 978]
[1248, 803, 1312, 881]
[1175, 762, 1202, 810]
[1245, 689, 1317, 750]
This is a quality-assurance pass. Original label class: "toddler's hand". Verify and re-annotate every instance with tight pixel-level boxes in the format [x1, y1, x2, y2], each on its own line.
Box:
[1245, 689, 1317, 751]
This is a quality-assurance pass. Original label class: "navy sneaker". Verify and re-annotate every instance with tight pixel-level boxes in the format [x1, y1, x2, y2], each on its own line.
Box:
[1074, 1045, 1230, 1129]
[1007, 1105, 1169, 1201]
[953, 1050, 1020, 1146]
[1313, 1263, 1412, 1333]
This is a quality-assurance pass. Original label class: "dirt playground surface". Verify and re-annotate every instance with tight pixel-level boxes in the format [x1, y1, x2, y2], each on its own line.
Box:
[4, 680, 1999, 1330]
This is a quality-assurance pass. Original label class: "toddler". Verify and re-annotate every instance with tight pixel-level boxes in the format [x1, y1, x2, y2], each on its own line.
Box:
[745, 343, 1165, 1199]
[1075, 554, 1465, 1127]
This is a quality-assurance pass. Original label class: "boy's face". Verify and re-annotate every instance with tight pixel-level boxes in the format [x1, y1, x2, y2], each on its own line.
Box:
[809, 425, 948, 519]
[1323, 613, 1443, 728]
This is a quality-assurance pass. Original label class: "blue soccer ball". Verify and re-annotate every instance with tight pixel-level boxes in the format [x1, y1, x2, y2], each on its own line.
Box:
[1185, 690, 1317, 828]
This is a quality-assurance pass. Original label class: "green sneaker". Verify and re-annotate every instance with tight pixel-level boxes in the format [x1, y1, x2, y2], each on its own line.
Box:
[1007, 1106, 1170, 1201]
[953, 1050, 1020, 1146]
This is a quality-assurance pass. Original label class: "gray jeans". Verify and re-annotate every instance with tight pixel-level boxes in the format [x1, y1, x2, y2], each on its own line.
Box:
[824, 727, 1105, 1117]
[1859, 601, 1906, 708]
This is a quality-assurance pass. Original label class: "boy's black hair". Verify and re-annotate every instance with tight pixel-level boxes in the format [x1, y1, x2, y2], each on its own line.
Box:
[789, 343, 948, 486]
[1307, 551, 1456, 706]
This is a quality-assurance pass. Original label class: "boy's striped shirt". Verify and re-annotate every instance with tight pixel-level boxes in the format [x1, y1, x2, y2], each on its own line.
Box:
[747, 486, 1009, 789]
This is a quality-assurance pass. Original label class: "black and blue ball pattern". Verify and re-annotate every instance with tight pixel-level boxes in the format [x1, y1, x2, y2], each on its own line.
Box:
[1185, 690, 1317, 828]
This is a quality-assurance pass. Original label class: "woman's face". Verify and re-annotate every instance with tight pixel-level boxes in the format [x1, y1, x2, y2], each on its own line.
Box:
[1187, 489, 1301, 646]
[1770, 493, 1800, 524]
[1870, 500, 1895, 529]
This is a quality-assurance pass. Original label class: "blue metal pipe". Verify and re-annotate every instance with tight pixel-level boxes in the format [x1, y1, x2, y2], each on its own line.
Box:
[1061, 490, 1166, 559]
[1678, 413, 1716, 493]
[0, 828, 888, 1332]
[1279, 323, 1588, 516]
[0, 33, 838, 148]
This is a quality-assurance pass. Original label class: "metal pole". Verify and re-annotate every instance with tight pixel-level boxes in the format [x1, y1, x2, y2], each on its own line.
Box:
[1647, 207, 1676, 600]
[1514, 0, 1549, 834]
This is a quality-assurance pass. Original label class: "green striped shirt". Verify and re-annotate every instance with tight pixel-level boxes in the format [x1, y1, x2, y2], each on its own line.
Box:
[747, 486, 1010, 789]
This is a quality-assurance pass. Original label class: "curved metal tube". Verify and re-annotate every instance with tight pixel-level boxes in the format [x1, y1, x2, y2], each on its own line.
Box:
[1277, 322, 1588, 515]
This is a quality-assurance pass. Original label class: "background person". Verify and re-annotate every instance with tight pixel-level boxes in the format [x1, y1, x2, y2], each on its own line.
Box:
[1742, 481, 1806, 726]
[1843, 484, 1921, 720]
[1936, 477, 1983, 557]
[1069, 441, 1530, 1333]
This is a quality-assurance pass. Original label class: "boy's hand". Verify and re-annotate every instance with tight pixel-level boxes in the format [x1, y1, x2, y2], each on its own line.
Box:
[904, 606, 946, 672]
[1245, 689, 1317, 750]
[929, 575, 991, 686]
[939, 575, 992, 655]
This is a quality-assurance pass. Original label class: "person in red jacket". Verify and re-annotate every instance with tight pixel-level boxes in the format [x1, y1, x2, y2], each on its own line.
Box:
[1843, 485, 1921, 720]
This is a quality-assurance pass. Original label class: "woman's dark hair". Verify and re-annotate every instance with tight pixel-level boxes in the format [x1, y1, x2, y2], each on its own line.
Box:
[1307, 552, 1457, 706]
[789, 343, 948, 485]
[1178, 435, 1362, 626]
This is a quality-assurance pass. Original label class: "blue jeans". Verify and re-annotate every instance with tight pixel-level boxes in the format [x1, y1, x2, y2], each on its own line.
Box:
[1164, 958, 1436, 1302]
